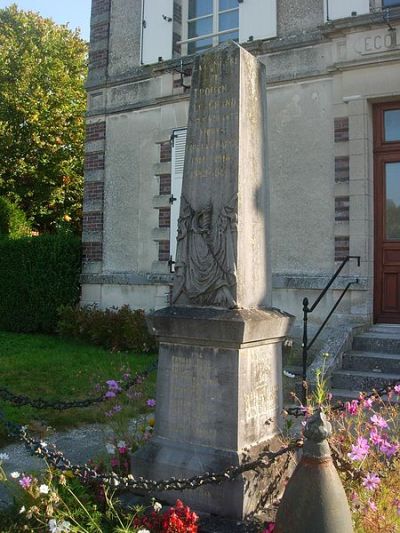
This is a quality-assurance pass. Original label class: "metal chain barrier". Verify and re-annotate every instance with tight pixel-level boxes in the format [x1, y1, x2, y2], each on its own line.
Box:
[0, 360, 158, 410]
[0, 405, 300, 491]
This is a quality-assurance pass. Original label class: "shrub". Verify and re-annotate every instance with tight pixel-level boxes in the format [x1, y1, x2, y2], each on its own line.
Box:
[0, 233, 81, 332]
[0, 196, 31, 238]
[58, 304, 157, 353]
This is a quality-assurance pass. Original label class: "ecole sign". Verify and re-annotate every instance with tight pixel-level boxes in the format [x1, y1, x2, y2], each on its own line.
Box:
[355, 28, 400, 55]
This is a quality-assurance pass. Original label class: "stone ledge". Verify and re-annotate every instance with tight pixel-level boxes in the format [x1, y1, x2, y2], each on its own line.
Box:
[272, 274, 368, 290]
[148, 306, 294, 347]
[80, 271, 173, 286]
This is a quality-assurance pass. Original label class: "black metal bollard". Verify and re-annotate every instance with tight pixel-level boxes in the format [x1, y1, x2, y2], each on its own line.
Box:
[275, 409, 354, 533]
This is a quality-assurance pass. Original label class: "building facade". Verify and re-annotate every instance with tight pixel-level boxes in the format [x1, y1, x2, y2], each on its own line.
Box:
[82, 0, 400, 326]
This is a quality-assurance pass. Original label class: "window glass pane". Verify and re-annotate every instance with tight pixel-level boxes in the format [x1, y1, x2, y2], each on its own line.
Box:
[219, 10, 239, 32]
[383, 0, 400, 6]
[219, 0, 238, 11]
[218, 30, 239, 43]
[385, 162, 400, 240]
[188, 17, 213, 39]
[188, 37, 213, 54]
[384, 109, 400, 142]
[189, 0, 213, 19]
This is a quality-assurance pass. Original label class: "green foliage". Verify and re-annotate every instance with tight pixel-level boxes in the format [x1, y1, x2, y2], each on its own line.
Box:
[58, 305, 158, 353]
[0, 233, 81, 332]
[0, 196, 31, 238]
[0, 331, 157, 447]
[0, 5, 87, 233]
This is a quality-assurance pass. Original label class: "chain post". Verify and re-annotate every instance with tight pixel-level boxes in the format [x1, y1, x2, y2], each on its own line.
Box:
[302, 297, 309, 405]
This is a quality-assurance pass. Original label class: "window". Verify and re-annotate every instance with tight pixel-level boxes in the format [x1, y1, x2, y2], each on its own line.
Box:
[141, 0, 277, 65]
[184, 0, 239, 55]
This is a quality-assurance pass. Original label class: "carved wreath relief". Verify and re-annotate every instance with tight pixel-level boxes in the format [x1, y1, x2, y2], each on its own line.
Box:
[172, 195, 238, 308]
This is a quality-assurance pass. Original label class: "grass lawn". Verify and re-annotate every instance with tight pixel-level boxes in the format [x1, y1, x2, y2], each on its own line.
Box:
[0, 331, 157, 447]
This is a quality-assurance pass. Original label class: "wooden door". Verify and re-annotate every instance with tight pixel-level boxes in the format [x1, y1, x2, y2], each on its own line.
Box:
[374, 102, 400, 323]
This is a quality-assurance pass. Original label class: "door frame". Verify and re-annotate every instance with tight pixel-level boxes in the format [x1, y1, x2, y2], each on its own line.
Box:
[373, 101, 400, 323]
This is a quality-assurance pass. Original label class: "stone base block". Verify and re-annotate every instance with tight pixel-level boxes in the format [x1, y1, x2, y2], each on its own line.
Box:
[132, 435, 292, 519]
[131, 306, 294, 518]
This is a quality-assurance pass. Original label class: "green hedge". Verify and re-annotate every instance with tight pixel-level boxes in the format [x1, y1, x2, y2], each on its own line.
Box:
[0, 233, 81, 332]
[58, 304, 157, 353]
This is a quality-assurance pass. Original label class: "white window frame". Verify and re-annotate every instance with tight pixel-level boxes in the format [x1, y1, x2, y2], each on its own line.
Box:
[180, 0, 239, 56]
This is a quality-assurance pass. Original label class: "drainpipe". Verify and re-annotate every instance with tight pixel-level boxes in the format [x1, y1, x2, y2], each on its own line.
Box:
[275, 410, 354, 533]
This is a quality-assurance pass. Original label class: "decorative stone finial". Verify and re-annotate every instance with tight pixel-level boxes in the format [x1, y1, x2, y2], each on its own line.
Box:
[274, 409, 354, 532]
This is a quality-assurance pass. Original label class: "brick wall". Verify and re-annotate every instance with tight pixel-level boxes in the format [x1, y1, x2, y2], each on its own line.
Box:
[85, 151, 105, 171]
[335, 156, 350, 183]
[83, 212, 104, 232]
[92, 0, 111, 16]
[86, 122, 106, 142]
[160, 141, 172, 163]
[83, 242, 103, 262]
[158, 207, 171, 228]
[335, 236, 350, 261]
[89, 49, 108, 70]
[159, 174, 171, 195]
[158, 241, 170, 262]
[91, 22, 109, 42]
[84, 181, 104, 203]
[334, 117, 349, 142]
[335, 196, 350, 222]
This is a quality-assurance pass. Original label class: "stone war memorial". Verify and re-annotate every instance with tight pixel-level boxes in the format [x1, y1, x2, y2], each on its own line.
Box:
[133, 42, 293, 519]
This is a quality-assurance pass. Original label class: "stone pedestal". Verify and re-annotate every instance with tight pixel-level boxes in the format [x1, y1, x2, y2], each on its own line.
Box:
[133, 306, 293, 518]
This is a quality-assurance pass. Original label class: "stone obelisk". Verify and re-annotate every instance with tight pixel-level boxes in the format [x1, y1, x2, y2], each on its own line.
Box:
[133, 43, 293, 518]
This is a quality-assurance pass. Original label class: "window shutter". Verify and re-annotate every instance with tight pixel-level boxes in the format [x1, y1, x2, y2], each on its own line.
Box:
[325, 0, 369, 21]
[170, 128, 187, 263]
[141, 0, 173, 64]
[239, 0, 277, 43]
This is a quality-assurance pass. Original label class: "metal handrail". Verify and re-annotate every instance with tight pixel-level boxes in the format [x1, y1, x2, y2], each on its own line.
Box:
[301, 255, 360, 404]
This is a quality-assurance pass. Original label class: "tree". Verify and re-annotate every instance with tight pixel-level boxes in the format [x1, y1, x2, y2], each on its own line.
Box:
[0, 5, 87, 232]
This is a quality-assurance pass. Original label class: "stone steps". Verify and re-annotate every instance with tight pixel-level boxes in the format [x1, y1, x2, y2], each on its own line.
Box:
[342, 350, 400, 373]
[330, 325, 400, 401]
[353, 332, 400, 354]
[331, 369, 400, 391]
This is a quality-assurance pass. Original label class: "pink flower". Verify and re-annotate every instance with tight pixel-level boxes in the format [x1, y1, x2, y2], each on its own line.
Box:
[263, 524, 275, 533]
[379, 439, 399, 459]
[368, 499, 378, 512]
[370, 414, 388, 429]
[369, 427, 384, 446]
[19, 476, 32, 490]
[111, 458, 119, 468]
[363, 398, 374, 409]
[362, 473, 380, 491]
[394, 384, 400, 394]
[345, 400, 359, 415]
[146, 399, 156, 407]
[118, 447, 128, 454]
[106, 380, 121, 393]
[348, 437, 370, 462]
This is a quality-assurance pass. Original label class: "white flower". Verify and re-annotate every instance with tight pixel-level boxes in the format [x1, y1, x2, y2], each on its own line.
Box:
[48, 519, 71, 533]
[0, 453, 10, 462]
[153, 501, 162, 512]
[10, 471, 20, 479]
[283, 370, 296, 379]
[137, 530, 151, 533]
[39, 484, 49, 494]
[117, 440, 127, 448]
[105, 443, 116, 454]
[19, 505, 26, 514]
